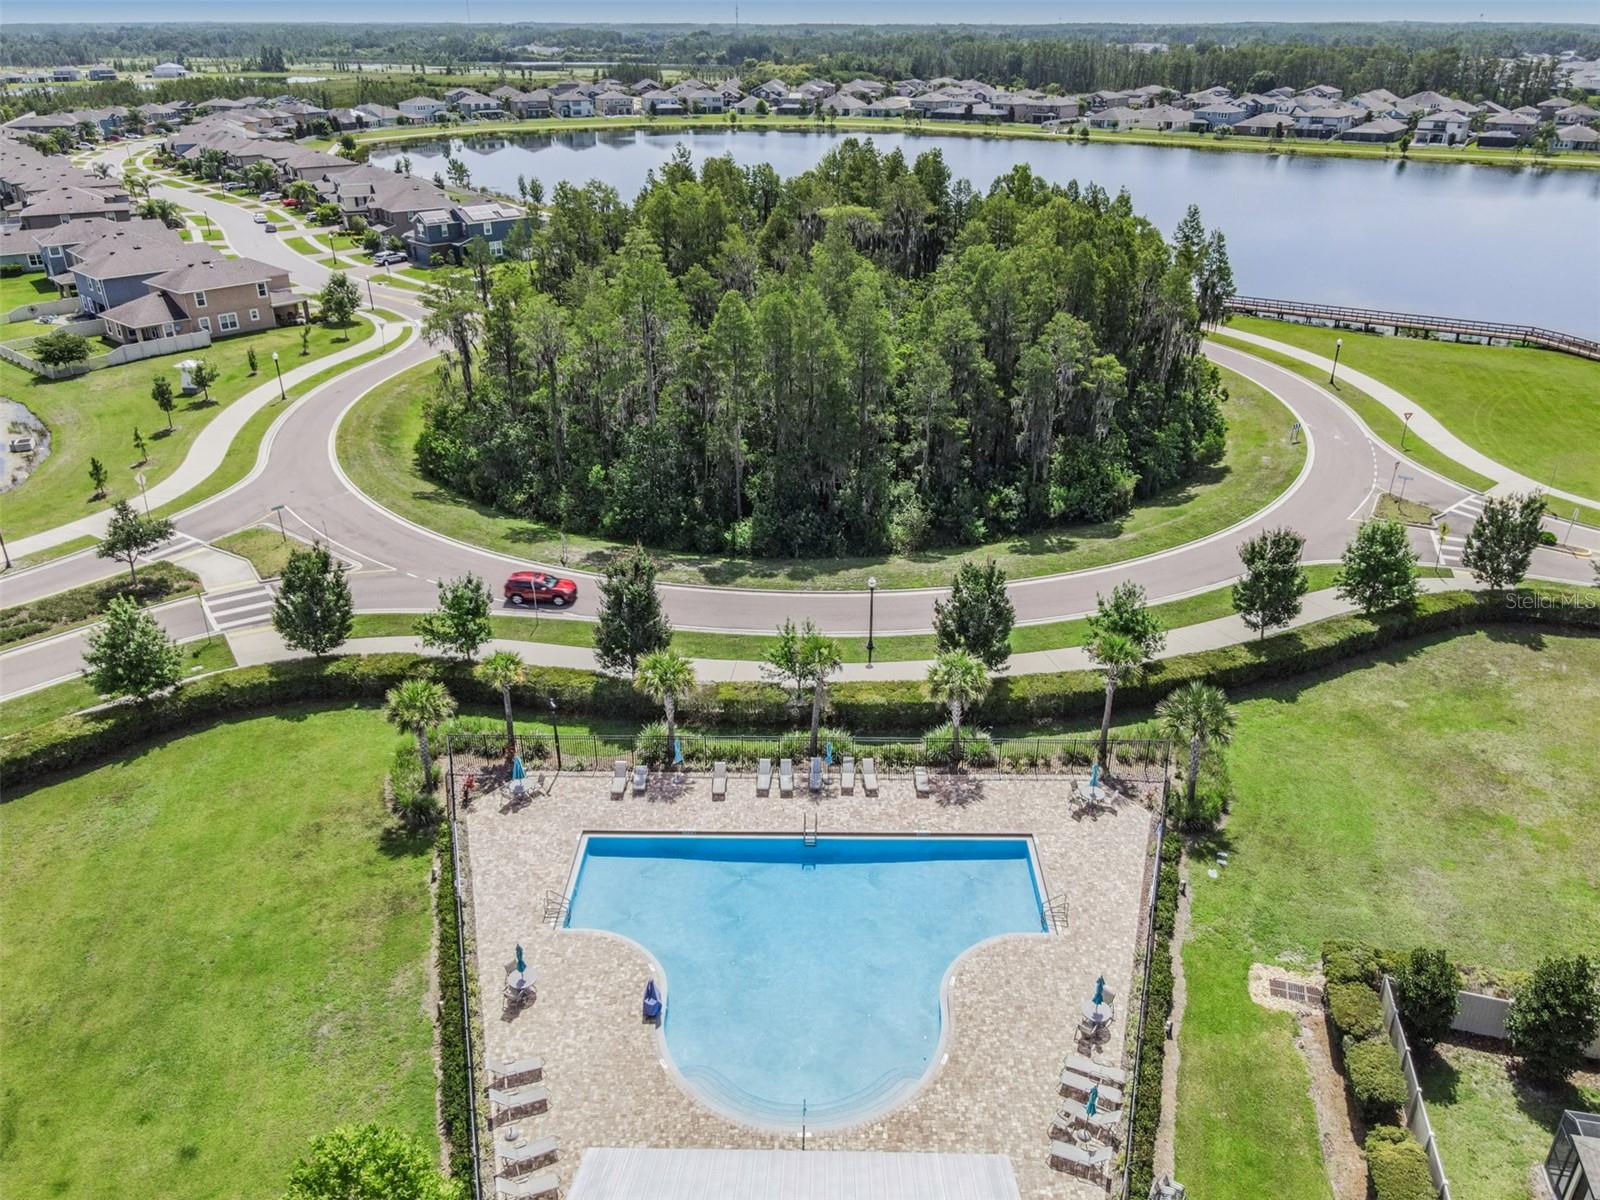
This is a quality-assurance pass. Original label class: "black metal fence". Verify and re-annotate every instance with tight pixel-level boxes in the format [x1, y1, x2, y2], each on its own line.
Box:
[1118, 775, 1173, 1200]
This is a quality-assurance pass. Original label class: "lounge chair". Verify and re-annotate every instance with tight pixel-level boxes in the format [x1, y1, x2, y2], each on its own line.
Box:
[609, 759, 627, 800]
[495, 1172, 560, 1199]
[498, 1133, 559, 1170]
[808, 756, 823, 792]
[1060, 1069, 1123, 1107]
[779, 758, 794, 796]
[487, 1084, 549, 1122]
[756, 757, 772, 796]
[1062, 1053, 1127, 1086]
[632, 764, 648, 795]
[711, 761, 728, 800]
[1049, 1140, 1113, 1175]
[1055, 1099, 1122, 1144]
[862, 757, 878, 795]
[841, 755, 856, 794]
[914, 765, 930, 796]
[489, 1055, 545, 1085]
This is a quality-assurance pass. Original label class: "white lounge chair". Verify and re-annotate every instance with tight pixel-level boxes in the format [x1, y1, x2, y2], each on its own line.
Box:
[489, 1055, 544, 1085]
[1049, 1140, 1113, 1174]
[779, 758, 794, 796]
[1060, 1069, 1123, 1107]
[632, 764, 648, 795]
[808, 756, 823, 792]
[609, 759, 627, 800]
[756, 757, 772, 795]
[1062, 1052, 1127, 1086]
[495, 1172, 560, 1199]
[711, 761, 728, 800]
[841, 755, 856, 793]
[862, 757, 878, 795]
[487, 1084, 549, 1121]
[498, 1133, 559, 1169]
[1055, 1099, 1122, 1144]
[914, 765, 930, 796]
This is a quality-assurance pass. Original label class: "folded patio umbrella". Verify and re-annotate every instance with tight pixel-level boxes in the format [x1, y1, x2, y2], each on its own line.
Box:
[1093, 975, 1105, 1006]
[511, 756, 525, 781]
[1086, 1085, 1099, 1117]
[1090, 761, 1100, 788]
[515, 944, 526, 973]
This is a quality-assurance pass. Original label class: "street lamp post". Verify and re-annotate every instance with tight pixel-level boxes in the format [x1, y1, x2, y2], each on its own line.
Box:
[865, 576, 878, 667]
[548, 697, 562, 770]
[0, 524, 10, 570]
[1327, 337, 1343, 385]
[271, 350, 285, 400]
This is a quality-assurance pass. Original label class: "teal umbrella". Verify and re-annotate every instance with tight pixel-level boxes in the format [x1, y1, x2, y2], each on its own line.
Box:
[1086, 1084, 1099, 1117]
[515, 944, 526, 973]
[511, 756, 525, 781]
[1090, 761, 1100, 788]
[1093, 975, 1105, 1005]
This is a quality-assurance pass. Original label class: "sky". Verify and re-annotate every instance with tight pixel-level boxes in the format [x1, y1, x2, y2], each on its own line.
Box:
[25, 1, 1600, 23]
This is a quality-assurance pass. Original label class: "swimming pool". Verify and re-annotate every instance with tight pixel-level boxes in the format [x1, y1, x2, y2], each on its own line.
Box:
[564, 834, 1047, 1130]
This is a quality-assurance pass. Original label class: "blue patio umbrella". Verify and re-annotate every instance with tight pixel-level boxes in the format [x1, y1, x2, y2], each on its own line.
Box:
[1086, 1084, 1099, 1117]
[1093, 975, 1105, 1005]
[1090, 761, 1100, 788]
[511, 756, 525, 782]
[673, 737, 684, 765]
[515, 943, 526, 973]
[825, 742, 834, 766]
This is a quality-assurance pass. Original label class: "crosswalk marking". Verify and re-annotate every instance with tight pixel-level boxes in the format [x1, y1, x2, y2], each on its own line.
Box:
[202, 584, 276, 632]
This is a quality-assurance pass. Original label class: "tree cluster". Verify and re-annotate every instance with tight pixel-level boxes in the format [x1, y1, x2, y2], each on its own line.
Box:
[417, 140, 1233, 562]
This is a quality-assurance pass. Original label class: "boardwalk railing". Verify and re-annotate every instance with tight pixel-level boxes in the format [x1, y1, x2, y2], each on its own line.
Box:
[1223, 295, 1600, 361]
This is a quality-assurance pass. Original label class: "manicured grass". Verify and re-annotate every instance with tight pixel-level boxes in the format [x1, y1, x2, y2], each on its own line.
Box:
[0, 637, 235, 728]
[213, 525, 295, 578]
[337, 360, 1305, 590]
[1, 320, 375, 541]
[0, 271, 57, 313]
[1209, 331, 1499, 494]
[1173, 630, 1600, 1198]
[1375, 492, 1435, 524]
[0, 560, 200, 648]
[1228, 316, 1600, 501]
[0, 708, 438, 1198]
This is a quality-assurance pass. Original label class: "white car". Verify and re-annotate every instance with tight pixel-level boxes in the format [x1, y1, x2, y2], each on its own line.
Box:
[372, 250, 407, 266]
[259, 191, 281, 201]
[253, 213, 268, 224]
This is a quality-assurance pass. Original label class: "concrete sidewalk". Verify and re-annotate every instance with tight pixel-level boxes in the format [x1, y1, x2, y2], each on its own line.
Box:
[7, 314, 416, 561]
[1220, 328, 1600, 512]
[221, 577, 1472, 683]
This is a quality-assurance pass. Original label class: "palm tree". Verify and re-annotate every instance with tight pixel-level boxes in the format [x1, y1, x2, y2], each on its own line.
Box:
[798, 630, 844, 757]
[1156, 681, 1237, 813]
[473, 650, 526, 754]
[926, 650, 990, 764]
[634, 649, 696, 761]
[383, 677, 457, 784]
[1089, 631, 1145, 767]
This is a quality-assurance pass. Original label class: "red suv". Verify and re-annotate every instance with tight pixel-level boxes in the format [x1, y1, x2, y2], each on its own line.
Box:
[503, 571, 578, 607]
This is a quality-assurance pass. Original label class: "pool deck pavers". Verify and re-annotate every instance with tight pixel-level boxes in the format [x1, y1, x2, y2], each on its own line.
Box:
[462, 771, 1158, 1199]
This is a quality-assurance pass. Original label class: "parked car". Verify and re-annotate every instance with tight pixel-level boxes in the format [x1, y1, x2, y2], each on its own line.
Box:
[259, 191, 281, 201]
[372, 250, 407, 266]
[221, 181, 246, 191]
[503, 572, 578, 607]
[262, 223, 279, 232]
[281, 198, 300, 208]
[253, 213, 268, 224]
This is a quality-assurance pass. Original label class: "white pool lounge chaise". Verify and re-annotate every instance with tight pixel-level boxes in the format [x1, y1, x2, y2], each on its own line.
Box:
[756, 757, 772, 795]
[1062, 1052, 1126, 1086]
[841, 755, 856, 793]
[489, 1055, 544, 1085]
[1049, 1140, 1113, 1174]
[1059, 1069, 1123, 1107]
[862, 757, 878, 795]
[632, 764, 648, 795]
[712, 761, 728, 799]
[494, 1171, 560, 1198]
[1055, 1098, 1121, 1143]
[808, 756, 823, 792]
[779, 758, 794, 795]
[609, 759, 627, 799]
[487, 1083, 549, 1121]
[498, 1133, 559, 1169]
[914, 765, 930, 796]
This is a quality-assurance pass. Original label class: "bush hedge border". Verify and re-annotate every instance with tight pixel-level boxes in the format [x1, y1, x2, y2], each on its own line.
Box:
[1127, 831, 1181, 1198]
[433, 825, 474, 1180]
[4, 584, 1595, 787]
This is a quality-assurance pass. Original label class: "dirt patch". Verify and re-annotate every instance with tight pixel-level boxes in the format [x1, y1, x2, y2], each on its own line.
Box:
[1249, 963, 1369, 1200]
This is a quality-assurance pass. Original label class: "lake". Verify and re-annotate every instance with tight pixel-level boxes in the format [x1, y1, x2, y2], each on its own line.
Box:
[370, 128, 1600, 336]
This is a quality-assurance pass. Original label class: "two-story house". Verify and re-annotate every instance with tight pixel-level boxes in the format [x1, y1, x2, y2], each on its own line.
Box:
[399, 97, 448, 124]
[553, 93, 594, 118]
[100, 256, 303, 344]
[405, 200, 526, 267]
[1413, 111, 1471, 145]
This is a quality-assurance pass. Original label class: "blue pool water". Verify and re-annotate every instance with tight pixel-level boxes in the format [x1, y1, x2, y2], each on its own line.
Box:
[564, 834, 1046, 1129]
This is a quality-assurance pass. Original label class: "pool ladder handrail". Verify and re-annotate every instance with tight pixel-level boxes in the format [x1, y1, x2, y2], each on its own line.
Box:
[1044, 892, 1069, 934]
[543, 889, 572, 925]
[802, 814, 818, 847]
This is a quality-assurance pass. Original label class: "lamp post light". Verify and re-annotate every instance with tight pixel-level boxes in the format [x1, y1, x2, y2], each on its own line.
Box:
[271, 350, 285, 400]
[865, 576, 878, 667]
[367, 277, 376, 311]
[1327, 337, 1343, 385]
[0, 525, 10, 571]
[548, 697, 562, 770]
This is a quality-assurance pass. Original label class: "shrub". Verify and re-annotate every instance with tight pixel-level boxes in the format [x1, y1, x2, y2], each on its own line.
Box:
[1367, 1126, 1436, 1200]
[1506, 954, 1600, 1081]
[432, 827, 473, 1177]
[386, 741, 441, 830]
[1344, 1037, 1406, 1123]
[1538, 529, 1558, 546]
[1392, 946, 1461, 1052]
[1128, 833, 1182, 1198]
[1323, 939, 1381, 987]
[922, 722, 996, 766]
[1328, 981, 1385, 1041]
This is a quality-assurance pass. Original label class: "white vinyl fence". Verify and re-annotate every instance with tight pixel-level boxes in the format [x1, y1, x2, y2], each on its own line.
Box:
[1379, 975, 1453, 1200]
[1452, 990, 1600, 1059]
[3, 296, 79, 323]
[0, 325, 210, 379]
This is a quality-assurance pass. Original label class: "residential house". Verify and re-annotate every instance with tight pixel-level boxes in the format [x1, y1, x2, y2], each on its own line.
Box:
[641, 91, 685, 116]
[1339, 117, 1408, 143]
[1302, 83, 1344, 101]
[69, 235, 205, 316]
[17, 185, 132, 229]
[553, 93, 594, 118]
[1555, 124, 1600, 150]
[87, 65, 117, 81]
[1482, 111, 1539, 142]
[354, 103, 401, 128]
[861, 96, 913, 118]
[152, 63, 189, 78]
[101, 256, 302, 344]
[1087, 89, 1132, 111]
[594, 91, 635, 116]
[1535, 96, 1572, 120]
[489, 86, 524, 103]
[1086, 106, 1140, 131]
[823, 94, 867, 117]
[1010, 96, 1078, 123]
[1556, 104, 1600, 125]
[508, 90, 553, 119]
[751, 79, 791, 101]
[1413, 111, 1471, 145]
[892, 79, 928, 96]
[841, 78, 886, 98]
[1295, 105, 1363, 137]
[1232, 112, 1297, 137]
[450, 91, 501, 118]
[53, 67, 81, 82]
[327, 108, 363, 132]
[630, 78, 662, 95]
[685, 89, 724, 113]
[25, 217, 173, 288]
[800, 79, 837, 100]
[399, 97, 448, 124]
[1195, 101, 1247, 127]
[405, 200, 526, 266]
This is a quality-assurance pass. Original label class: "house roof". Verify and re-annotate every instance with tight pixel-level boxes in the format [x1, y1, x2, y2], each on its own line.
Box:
[1557, 123, 1600, 141]
[400, 96, 443, 107]
[146, 255, 283, 292]
[75, 240, 216, 281]
[98, 291, 188, 328]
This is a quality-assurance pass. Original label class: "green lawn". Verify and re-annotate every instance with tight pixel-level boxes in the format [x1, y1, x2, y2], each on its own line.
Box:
[0, 560, 200, 649]
[338, 361, 1305, 590]
[0, 638, 234, 728]
[1227, 316, 1600, 501]
[214, 525, 296, 578]
[1173, 629, 1600, 1199]
[1, 319, 375, 541]
[0, 708, 438, 1199]
[0, 271, 57, 314]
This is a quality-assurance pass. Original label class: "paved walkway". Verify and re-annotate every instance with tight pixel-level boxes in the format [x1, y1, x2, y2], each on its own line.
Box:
[1221, 328, 1600, 511]
[6, 313, 416, 561]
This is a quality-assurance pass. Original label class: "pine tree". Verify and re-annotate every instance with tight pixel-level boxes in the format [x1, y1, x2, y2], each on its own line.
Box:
[594, 545, 671, 675]
[932, 559, 1016, 669]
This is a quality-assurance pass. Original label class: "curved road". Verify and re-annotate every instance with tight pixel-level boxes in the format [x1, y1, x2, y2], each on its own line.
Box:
[3, 142, 1593, 659]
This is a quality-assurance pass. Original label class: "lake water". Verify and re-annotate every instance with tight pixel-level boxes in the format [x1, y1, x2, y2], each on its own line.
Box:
[371, 128, 1600, 336]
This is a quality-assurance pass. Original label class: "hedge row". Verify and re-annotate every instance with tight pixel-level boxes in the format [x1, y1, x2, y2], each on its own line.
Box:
[1322, 939, 1407, 1125]
[1128, 832, 1182, 1199]
[434, 826, 474, 1179]
[1366, 1126, 1438, 1200]
[5, 584, 1596, 787]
